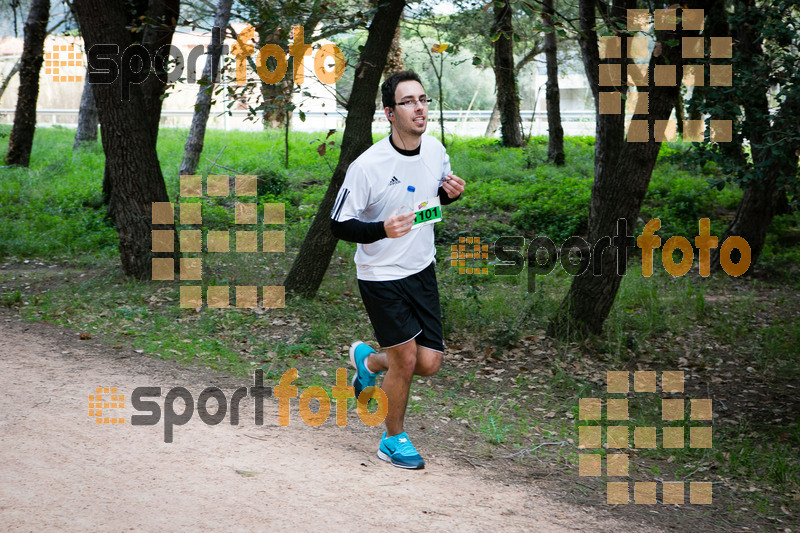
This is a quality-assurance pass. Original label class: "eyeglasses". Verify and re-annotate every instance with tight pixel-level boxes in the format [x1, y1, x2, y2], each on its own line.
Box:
[393, 98, 433, 108]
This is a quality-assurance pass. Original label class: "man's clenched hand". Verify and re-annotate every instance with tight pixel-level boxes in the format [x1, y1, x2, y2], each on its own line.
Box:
[384, 210, 417, 238]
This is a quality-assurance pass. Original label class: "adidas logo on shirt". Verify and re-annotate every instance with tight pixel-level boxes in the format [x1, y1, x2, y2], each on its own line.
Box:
[388, 176, 401, 186]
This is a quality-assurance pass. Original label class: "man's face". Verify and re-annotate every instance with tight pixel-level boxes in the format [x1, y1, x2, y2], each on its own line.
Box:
[390, 80, 428, 138]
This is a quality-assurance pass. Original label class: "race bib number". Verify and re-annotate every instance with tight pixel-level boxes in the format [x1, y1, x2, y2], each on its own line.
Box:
[412, 197, 443, 227]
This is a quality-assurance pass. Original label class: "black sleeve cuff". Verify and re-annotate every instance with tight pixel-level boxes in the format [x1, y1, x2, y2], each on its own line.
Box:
[330, 218, 387, 243]
[439, 186, 461, 205]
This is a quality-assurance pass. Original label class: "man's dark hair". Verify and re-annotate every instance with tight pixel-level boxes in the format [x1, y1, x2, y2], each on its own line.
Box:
[381, 70, 424, 109]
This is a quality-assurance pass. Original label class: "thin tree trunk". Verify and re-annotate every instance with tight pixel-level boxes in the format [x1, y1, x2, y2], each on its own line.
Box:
[543, 0, 564, 165]
[180, 0, 234, 176]
[547, 1, 706, 339]
[491, 0, 524, 147]
[484, 101, 501, 137]
[484, 45, 540, 138]
[260, 79, 292, 129]
[253, 3, 326, 130]
[0, 58, 21, 102]
[709, 165, 791, 272]
[73, 0, 175, 279]
[437, 69, 445, 148]
[284, 0, 407, 298]
[412, 24, 446, 147]
[6, 0, 49, 167]
[256, 21, 291, 129]
[284, 92, 290, 168]
[4, 0, 66, 85]
[73, 75, 98, 149]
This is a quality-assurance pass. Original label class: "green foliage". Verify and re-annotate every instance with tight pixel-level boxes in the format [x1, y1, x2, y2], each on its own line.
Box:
[0, 128, 115, 259]
[646, 143, 742, 240]
[1, 126, 795, 281]
[0, 126, 342, 261]
[453, 136, 593, 243]
[478, 413, 513, 444]
[401, 15, 496, 112]
[760, 212, 800, 276]
[686, 0, 800, 197]
[256, 169, 289, 197]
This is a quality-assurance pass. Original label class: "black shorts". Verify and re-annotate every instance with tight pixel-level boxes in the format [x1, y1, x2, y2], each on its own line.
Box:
[357, 262, 444, 352]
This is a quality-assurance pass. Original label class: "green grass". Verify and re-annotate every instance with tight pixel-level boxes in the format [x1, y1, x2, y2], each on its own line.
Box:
[0, 124, 796, 381]
[0, 125, 755, 262]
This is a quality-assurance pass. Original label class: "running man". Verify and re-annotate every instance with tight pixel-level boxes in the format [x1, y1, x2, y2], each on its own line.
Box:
[330, 70, 465, 469]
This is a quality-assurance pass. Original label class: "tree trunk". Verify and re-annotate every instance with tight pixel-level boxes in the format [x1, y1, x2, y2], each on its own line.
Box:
[0, 58, 21, 102]
[582, 0, 628, 186]
[139, 0, 180, 145]
[437, 69, 446, 148]
[714, 170, 800, 276]
[710, 169, 785, 272]
[484, 101, 501, 137]
[256, 22, 291, 130]
[708, 2, 800, 272]
[543, 0, 564, 165]
[6, 0, 49, 167]
[709, 92, 800, 271]
[100, 0, 179, 205]
[491, 0, 524, 147]
[260, 79, 292, 129]
[284, 86, 291, 168]
[484, 45, 540, 138]
[180, 0, 234, 176]
[73, 76, 98, 149]
[72, 0, 176, 279]
[252, 5, 327, 130]
[283, 0, 407, 298]
[383, 23, 404, 76]
[547, 1, 705, 339]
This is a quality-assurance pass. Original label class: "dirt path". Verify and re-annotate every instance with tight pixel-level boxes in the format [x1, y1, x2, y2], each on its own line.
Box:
[0, 315, 661, 532]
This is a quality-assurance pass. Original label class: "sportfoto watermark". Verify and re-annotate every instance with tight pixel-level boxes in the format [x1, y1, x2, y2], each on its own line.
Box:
[84, 25, 344, 99]
[93, 369, 387, 443]
[453, 218, 750, 291]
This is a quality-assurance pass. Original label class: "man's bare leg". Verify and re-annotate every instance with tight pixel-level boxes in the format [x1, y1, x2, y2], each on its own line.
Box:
[365, 340, 442, 436]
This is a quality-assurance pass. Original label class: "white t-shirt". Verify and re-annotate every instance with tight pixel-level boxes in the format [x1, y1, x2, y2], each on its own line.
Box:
[331, 135, 451, 281]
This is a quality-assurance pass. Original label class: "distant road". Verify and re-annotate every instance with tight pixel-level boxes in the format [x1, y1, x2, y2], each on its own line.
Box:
[0, 108, 598, 137]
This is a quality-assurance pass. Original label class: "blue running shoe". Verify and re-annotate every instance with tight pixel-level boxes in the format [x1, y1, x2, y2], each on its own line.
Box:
[349, 341, 379, 401]
[378, 431, 425, 469]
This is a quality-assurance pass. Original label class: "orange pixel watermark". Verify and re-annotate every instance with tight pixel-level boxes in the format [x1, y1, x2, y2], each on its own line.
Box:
[578, 370, 713, 505]
[88, 386, 125, 424]
[151, 174, 285, 309]
[450, 236, 489, 275]
[45, 43, 84, 83]
[599, 8, 733, 143]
